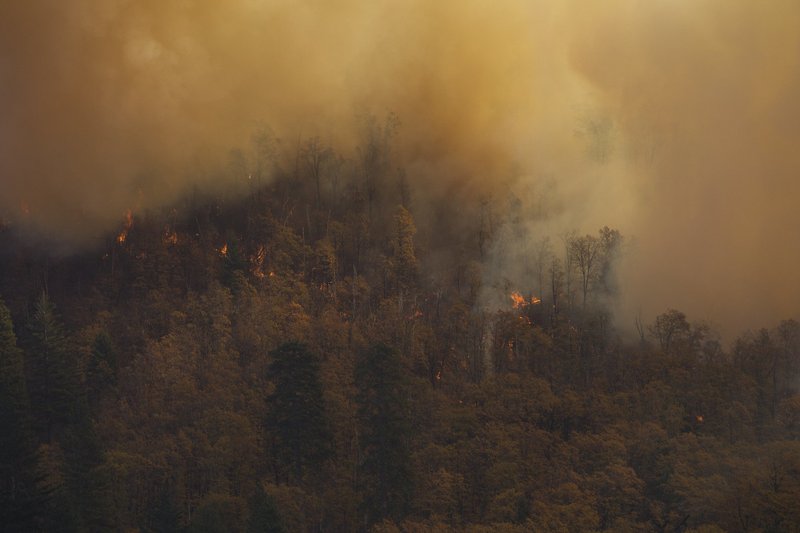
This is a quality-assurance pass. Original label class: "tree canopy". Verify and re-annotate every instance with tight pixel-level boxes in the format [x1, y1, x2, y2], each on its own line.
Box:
[0, 126, 797, 532]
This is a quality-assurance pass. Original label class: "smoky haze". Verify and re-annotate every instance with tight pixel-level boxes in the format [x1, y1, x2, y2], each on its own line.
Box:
[0, 0, 798, 336]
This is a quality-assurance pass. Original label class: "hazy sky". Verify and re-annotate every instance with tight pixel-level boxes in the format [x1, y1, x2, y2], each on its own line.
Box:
[1, 0, 798, 335]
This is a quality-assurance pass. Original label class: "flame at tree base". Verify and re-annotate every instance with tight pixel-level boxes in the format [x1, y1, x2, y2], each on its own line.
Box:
[116, 209, 133, 244]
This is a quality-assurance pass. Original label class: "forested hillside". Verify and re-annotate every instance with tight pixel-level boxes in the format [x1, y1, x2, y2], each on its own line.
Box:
[1, 129, 799, 533]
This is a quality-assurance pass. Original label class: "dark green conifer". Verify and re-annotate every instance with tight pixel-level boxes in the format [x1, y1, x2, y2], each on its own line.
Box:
[0, 297, 46, 531]
[86, 331, 117, 406]
[355, 343, 413, 526]
[247, 485, 286, 533]
[25, 293, 80, 442]
[265, 342, 333, 481]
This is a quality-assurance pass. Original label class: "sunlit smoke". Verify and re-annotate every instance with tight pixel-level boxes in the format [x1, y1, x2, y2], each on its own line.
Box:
[1, 0, 798, 335]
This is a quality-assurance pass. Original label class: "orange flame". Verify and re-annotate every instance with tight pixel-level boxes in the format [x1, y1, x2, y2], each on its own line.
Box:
[117, 209, 133, 244]
[510, 292, 526, 308]
[510, 291, 541, 308]
[218, 243, 228, 256]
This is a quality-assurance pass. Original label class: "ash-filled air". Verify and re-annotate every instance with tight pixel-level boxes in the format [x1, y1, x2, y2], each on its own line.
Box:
[1, 0, 798, 335]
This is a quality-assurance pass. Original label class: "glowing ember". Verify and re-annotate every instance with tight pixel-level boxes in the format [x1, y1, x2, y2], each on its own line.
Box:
[406, 309, 423, 320]
[117, 209, 133, 244]
[163, 227, 178, 245]
[218, 243, 228, 256]
[250, 244, 266, 278]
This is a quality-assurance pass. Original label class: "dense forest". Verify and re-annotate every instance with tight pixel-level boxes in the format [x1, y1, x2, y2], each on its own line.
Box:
[1, 125, 799, 533]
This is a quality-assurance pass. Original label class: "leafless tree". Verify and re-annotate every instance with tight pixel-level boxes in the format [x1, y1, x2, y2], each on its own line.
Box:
[567, 233, 602, 308]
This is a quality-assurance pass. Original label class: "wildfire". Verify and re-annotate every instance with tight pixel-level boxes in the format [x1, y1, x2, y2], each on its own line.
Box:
[218, 243, 228, 257]
[117, 209, 133, 244]
[510, 291, 542, 309]
[250, 244, 266, 278]
[163, 226, 178, 245]
[510, 291, 526, 308]
[406, 309, 423, 320]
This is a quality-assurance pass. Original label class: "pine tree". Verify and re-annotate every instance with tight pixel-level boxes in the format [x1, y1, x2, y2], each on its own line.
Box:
[188, 494, 246, 533]
[247, 485, 286, 533]
[61, 397, 114, 532]
[24, 293, 80, 442]
[0, 297, 46, 531]
[86, 331, 117, 407]
[25, 294, 113, 531]
[355, 343, 413, 526]
[265, 342, 333, 481]
[146, 485, 180, 533]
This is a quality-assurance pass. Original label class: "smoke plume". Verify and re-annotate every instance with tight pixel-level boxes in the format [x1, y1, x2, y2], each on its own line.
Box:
[1, 0, 798, 335]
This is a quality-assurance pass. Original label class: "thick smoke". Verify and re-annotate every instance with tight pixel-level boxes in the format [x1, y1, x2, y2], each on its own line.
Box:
[1, 1, 798, 335]
[568, 0, 800, 336]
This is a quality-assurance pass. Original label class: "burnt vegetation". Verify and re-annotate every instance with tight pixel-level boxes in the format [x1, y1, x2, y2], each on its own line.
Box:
[1, 126, 799, 533]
